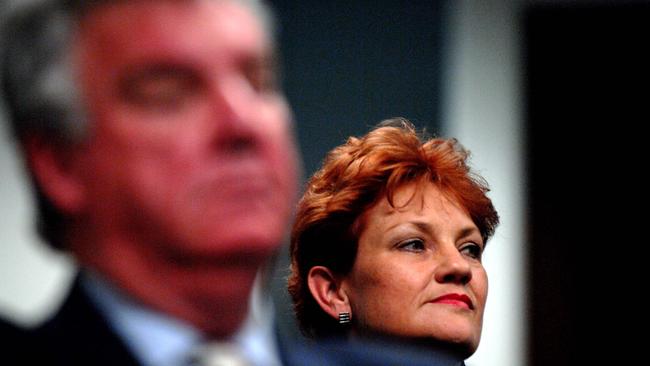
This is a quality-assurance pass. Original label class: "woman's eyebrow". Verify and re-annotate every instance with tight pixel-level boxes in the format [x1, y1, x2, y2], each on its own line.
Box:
[387, 221, 480, 241]
[457, 227, 482, 243]
[411, 220, 434, 234]
[384, 220, 433, 234]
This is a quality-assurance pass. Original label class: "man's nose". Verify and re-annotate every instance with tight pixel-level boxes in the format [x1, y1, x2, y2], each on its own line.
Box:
[208, 76, 261, 153]
[434, 245, 473, 285]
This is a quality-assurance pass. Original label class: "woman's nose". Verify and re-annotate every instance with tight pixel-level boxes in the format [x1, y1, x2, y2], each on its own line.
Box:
[434, 246, 473, 285]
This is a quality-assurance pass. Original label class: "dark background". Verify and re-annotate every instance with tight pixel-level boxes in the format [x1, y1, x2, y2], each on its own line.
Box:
[525, 2, 647, 364]
[271, 0, 446, 175]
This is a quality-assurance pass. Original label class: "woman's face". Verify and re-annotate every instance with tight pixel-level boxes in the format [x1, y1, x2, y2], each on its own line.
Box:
[341, 182, 488, 356]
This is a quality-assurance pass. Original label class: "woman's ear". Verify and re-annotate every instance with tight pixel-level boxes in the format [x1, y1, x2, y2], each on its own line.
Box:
[307, 266, 351, 321]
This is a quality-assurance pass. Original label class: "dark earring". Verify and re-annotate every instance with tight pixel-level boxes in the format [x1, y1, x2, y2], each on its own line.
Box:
[338, 312, 351, 324]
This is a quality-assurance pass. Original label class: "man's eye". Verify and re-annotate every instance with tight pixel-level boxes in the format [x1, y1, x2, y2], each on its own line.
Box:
[243, 58, 278, 93]
[120, 67, 201, 110]
[129, 78, 197, 108]
[460, 242, 483, 260]
[397, 239, 426, 252]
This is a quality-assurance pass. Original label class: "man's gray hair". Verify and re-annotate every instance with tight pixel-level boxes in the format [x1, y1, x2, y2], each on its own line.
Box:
[1, 0, 86, 142]
[0, 0, 278, 249]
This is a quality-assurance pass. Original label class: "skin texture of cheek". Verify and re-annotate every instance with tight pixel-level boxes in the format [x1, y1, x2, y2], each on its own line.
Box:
[346, 258, 413, 334]
[348, 264, 487, 357]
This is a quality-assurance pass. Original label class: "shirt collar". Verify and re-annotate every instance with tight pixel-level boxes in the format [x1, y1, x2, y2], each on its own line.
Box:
[81, 270, 281, 366]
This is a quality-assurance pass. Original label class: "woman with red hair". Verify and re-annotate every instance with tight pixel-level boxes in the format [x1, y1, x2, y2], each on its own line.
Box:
[288, 118, 499, 364]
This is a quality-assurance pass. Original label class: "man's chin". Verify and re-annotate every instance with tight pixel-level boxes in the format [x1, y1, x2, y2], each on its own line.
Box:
[172, 224, 284, 263]
[196, 300, 250, 339]
[178, 274, 256, 339]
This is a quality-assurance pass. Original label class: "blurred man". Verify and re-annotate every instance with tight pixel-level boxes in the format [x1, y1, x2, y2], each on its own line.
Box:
[1, 0, 299, 364]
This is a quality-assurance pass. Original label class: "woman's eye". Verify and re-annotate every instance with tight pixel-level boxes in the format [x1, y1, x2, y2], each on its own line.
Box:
[460, 242, 483, 260]
[398, 239, 426, 252]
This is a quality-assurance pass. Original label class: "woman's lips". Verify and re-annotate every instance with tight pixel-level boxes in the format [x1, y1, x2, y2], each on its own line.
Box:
[430, 293, 474, 310]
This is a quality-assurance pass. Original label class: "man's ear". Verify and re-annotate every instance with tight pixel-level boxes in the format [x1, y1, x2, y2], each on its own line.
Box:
[307, 266, 351, 321]
[23, 135, 87, 214]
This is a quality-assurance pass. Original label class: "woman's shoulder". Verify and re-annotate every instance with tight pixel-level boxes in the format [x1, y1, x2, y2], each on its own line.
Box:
[283, 337, 465, 366]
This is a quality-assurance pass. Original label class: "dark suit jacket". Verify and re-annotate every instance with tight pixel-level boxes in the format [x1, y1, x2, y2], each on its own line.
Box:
[3, 276, 142, 366]
[282, 337, 466, 366]
[2, 316, 29, 365]
[4, 275, 291, 366]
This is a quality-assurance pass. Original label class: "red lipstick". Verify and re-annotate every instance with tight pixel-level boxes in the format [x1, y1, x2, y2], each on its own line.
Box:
[430, 293, 473, 309]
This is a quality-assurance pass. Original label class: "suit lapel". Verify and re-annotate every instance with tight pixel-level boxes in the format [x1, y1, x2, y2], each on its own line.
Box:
[30, 275, 143, 366]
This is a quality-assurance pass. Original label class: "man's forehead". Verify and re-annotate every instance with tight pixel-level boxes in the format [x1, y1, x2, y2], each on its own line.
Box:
[75, 0, 270, 57]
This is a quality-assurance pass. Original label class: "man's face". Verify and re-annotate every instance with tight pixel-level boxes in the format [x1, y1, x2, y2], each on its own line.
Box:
[69, 0, 298, 320]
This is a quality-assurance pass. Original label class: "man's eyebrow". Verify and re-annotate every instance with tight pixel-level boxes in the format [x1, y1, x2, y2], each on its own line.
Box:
[117, 62, 200, 93]
[120, 62, 199, 80]
[243, 51, 280, 72]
